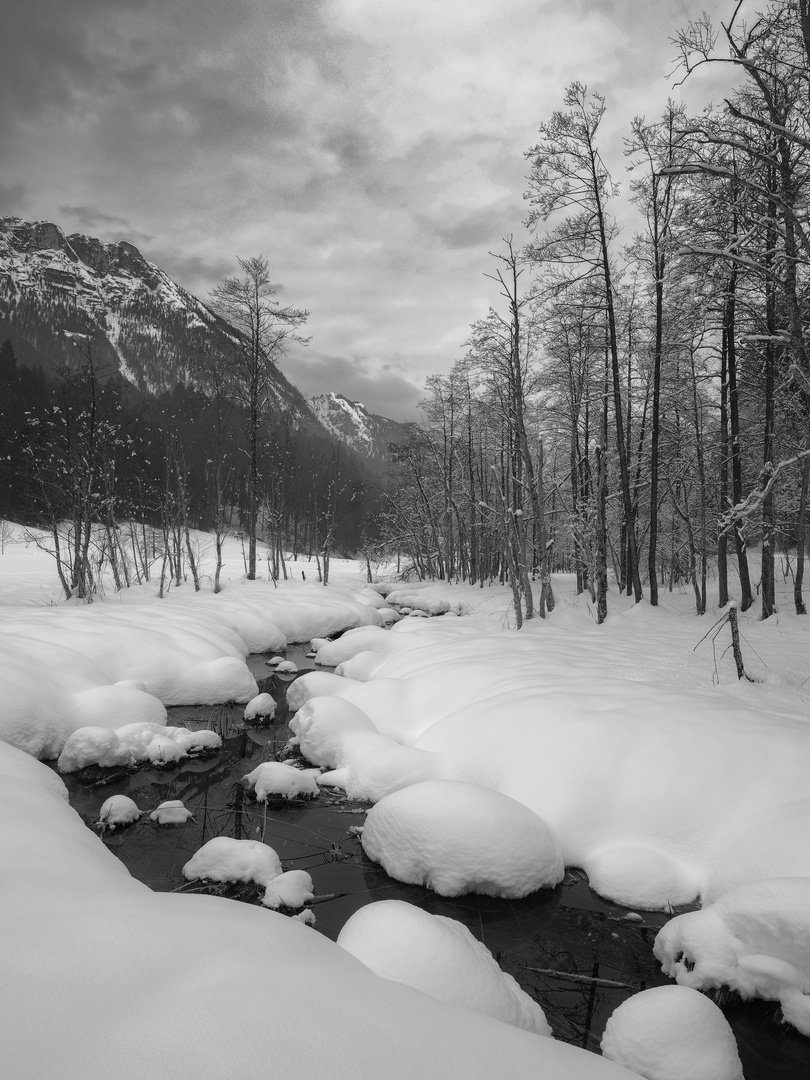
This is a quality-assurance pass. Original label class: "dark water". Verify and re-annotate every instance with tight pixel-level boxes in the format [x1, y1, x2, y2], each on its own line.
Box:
[54, 644, 810, 1077]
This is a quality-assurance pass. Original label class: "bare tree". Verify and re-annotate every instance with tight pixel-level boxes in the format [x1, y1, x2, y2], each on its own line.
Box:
[210, 256, 308, 580]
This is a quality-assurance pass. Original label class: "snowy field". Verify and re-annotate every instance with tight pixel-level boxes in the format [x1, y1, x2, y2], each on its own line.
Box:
[1, 522, 809, 1078]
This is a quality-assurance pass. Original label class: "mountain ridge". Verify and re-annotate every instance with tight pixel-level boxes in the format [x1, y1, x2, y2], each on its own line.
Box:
[0, 217, 405, 465]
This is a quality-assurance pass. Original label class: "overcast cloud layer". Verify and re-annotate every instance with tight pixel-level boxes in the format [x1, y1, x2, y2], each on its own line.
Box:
[1, 0, 733, 418]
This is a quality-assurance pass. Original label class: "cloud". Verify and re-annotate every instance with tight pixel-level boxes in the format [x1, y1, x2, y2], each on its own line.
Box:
[285, 347, 424, 421]
[0, 0, 734, 414]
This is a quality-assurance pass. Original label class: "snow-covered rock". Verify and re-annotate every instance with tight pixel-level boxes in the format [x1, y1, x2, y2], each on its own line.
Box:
[244, 692, 277, 723]
[183, 837, 282, 887]
[242, 761, 320, 801]
[149, 800, 194, 826]
[96, 794, 141, 830]
[261, 869, 315, 910]
[338, 900, 551, 1036]
[275, 660, 299, 675]
[601, 985, 743, 1080]
[361, 780, 564, 898]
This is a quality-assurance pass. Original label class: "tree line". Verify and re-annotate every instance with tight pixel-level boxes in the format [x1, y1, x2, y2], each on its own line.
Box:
[383, 0, 810, 623]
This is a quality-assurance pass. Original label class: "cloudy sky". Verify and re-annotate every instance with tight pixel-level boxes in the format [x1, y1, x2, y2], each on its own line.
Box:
[1, 0, 734, 418]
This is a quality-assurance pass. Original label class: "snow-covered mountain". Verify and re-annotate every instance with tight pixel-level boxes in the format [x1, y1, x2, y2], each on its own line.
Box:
[309, 392, 409, 465]
[0, 217, 310, 419]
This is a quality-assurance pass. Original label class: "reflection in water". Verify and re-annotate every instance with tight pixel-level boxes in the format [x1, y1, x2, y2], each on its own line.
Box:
[54, 644, 810, 1078]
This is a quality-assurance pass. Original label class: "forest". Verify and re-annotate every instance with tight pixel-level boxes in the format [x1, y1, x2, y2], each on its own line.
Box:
[383, 3, 810, 624]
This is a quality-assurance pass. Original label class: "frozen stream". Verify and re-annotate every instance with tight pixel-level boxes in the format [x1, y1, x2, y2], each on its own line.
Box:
[54, 644, 810, 1077]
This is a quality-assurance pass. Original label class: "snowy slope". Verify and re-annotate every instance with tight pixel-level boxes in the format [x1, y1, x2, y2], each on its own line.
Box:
[309, 391, 408, 464]
[0, 217, 312, 420]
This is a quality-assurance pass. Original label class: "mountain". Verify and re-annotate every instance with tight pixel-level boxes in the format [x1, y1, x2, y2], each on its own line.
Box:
[308, 392, 409, 466]
[0, 217, 312, 421]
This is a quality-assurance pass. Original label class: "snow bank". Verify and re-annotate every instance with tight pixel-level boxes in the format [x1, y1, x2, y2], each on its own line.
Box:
[654, 877, 810, 1036]
[338, 900, 551, 1035]
[0, 577, 383, 759]
[0, 739, 638, 1080]
[601, 986, 743, 1080]
[298, 610, 810, 912]
[361, 780, 564, 898]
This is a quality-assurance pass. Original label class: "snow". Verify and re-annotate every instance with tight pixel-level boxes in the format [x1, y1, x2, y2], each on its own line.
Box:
[261, 869, 315, 909]
[0, 526, 383, 758]
[338, 900, 552, 1035]
[57, 720, 222, 771]
[3, 522, 810, 1059]
[0, 744, 635, 1080]
[242, 761, 321, 801]
[96, 794, 141, 829]
[654, 877, 810, 1035]
[183, 836, 283, 887]
[361, 779, 565, 898]
[601, 986, 743, 1080]
[243, 692, 277, 722]
[149, 800, 194, 825]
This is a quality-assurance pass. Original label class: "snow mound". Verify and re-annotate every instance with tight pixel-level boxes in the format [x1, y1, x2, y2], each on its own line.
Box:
[261, 869, 314, 910]
[149, 800, 194, 825]
[361, 780, 564, 898]
[183, 837, 282, 887]
[275, 660, 298, 675]
[58, 721, 222, 772]
[286, 670, 351, 711]
[242, 761, 320, 801]
[337, 900, 551, 1036]
[244, 692, 277, 722]
[97, 794, 141, 829]
[289, 695, 378, 767]
[601, 985, 743, 1080]
[654, 877, 810, 1035]
[586, 843, 701, 911]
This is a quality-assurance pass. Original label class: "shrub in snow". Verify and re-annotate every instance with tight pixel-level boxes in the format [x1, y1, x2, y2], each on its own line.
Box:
[289, 695, 377, 768]
[96, 794, 141, 830]
[244, 692, 277, 723]
[183, 837, 282, 887]
[654, 877, 810, 1036]
[361, 779, 564, 898]
[242, 761, 320, 801]
[262, 870, 315, 910]
[150, 800, 194, 826]
[275, 660, 299, 675]
[601, 985, 743, 1080]
[337, 900, 551, 1036]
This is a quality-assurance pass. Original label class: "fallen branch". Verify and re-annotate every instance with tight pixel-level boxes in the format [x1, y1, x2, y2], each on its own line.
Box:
[524, 967, 639, 991]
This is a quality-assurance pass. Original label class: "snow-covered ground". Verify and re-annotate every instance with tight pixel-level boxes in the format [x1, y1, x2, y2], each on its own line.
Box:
[2, 522, 810, 1075]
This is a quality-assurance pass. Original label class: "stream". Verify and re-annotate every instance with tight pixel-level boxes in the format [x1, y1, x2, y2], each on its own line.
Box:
[54, 644, 810, 1077]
